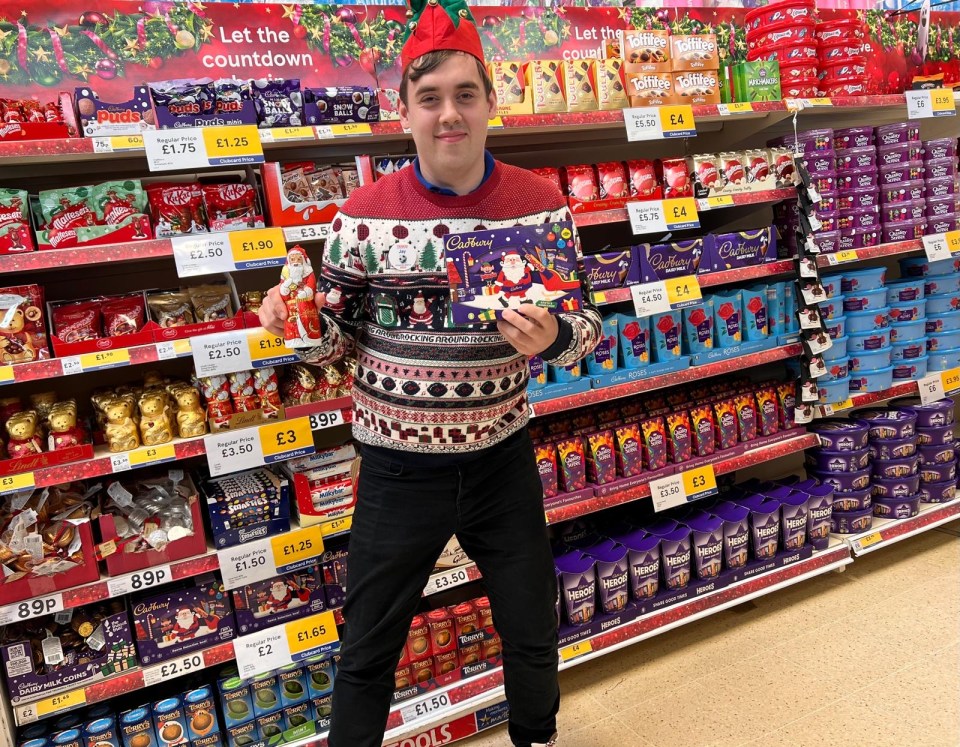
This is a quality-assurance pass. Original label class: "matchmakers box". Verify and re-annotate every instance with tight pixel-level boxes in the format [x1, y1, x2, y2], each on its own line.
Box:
[131, 575, 236, 666]
[231, 566, 326, 635]
[444, 222, 584, 325]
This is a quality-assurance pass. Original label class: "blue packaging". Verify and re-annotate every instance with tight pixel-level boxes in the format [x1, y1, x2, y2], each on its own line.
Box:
[277, 665, 308, 707]
[50, 732, 81, 747]
[251, 672, 282, 716]
[119, 707, 158, 747]
[926, 312, 960, 334]
[713, 290, 743, 348]
[184, 686, 220, 741]
[682, 300, 714, 353]
[766, 283, 785, 336]
[617, 313, 650, 368]
[586, 315, 619, 375]
[218, 670, 255, 728]
[528, 355, 546, 389]
[743, 284, 769, 341]
[152, 697, 189, 747]
[650, 310, 682, 361]
[83, 718, 120, 747]
[784, 283, 798, 332]
[305, 656, 335, 698]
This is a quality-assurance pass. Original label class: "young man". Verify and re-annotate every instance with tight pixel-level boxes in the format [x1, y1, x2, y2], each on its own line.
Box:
[259, 2, 601, 744]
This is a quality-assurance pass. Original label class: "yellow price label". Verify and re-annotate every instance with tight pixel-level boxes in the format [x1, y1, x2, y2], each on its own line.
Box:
[723, 102, 753, 114]
[834, 250, 859, 264]
[109, 134, 144, 150]
[559, 640, 593, 662]
[706, 195, 735, 208]
[286, 611, 338, 657]
[806, 97, 832, 107]
[36, 688, 86, 718]
[488, 116, 504, 128]
[79, 348, 131, 371]
[681, 464, 717, 499]
[659, 104, 695, 135]
[129, 444, 176, 467]
[0, 472, 35, 493]
[941, 368, 960, 394]
[248, 327, 288, 363]
[834, 398, 855, 412]
[259, 417, 313, 462]
[662, 197, 699, 230]
[262, 126, 315, 142]
[931, 88, 954, 112]
[229, 227, 286, 266]
[946, 230, 960, 253]
[664, 275, 702, 307]
[321, 516, 352, 537]
[202, 125, 263, 162]
[271, 525, 324, 568]
[591, 291, 607, 305]
[0, 365, 14, 384]
[316, 123, 373, 139]
[857, 531, 883, 549]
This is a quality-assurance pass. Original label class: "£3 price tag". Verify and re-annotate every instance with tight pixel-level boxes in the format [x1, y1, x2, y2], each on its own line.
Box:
[259, 417, 314, 464]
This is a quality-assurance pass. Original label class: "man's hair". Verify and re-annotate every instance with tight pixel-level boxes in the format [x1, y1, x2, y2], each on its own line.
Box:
[399, 50, 493, 105]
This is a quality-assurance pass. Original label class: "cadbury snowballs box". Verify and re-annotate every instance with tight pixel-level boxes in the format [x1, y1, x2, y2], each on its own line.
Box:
[444, 222, 583, 325]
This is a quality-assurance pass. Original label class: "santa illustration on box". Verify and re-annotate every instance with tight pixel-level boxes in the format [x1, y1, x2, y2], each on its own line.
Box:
[260, 578, 312, 614]
[495, 251, 533, 299]
[168, 604, 220, 642]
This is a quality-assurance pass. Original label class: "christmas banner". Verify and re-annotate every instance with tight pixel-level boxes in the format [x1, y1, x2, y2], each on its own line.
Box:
[0, 2, 959, 99]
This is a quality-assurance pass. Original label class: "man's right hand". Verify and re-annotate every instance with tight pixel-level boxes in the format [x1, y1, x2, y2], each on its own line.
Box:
[259, 285, 327, 336]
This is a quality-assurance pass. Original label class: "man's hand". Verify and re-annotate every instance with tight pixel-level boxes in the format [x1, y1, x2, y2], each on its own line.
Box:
[259, 285, 326, 336]
[497, 305, 559, 357]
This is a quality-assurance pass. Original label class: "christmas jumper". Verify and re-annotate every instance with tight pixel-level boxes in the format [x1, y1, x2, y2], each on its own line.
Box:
[300, 160, 602, 453]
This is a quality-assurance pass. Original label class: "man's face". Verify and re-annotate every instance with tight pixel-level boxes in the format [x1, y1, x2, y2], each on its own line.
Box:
[399, 53, 496, 184]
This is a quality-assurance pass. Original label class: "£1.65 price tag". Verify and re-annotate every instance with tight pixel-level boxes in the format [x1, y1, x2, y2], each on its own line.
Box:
[259, 417, 314, 464]
[286, 610, 339, 659]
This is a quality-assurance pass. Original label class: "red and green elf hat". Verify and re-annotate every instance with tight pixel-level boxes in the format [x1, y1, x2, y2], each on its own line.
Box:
[400, 0, 486, 70]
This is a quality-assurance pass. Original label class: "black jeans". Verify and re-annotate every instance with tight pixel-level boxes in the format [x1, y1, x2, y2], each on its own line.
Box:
[327, 428, 560, 747]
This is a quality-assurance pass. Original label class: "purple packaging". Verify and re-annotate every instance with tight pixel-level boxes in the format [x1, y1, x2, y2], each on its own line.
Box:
[616, 530, 660, 601]
[872, 454, 920, 479]
[837, 189, 880, 212]
[528, 355, 546, 389]
[873, 494, 921, 518]
[837, 207, 880, 230]
[838, 170, 878, 193]
[875, 122, 920, 145]
[810, 468, 872, 493]
[834, 127, 873, 150]
[880, 179, 926, 204]
[882, 199, 926, 224]
[251, 78, 304, 128]
[831, 506, 874, 533]
[923, 138, 956, 161]
[778, 492, 809, 551]
[867, 436, 917, 460]
[583, 250, 640, 291]
[928, 214, 958, 235]
[556, 437, 587, 492]
[811, 418, 870, 451]
[770, 129, 832, 154]
[321, 546, 348, 609]
[555, 551, 596, 626]
[925, 195, 958, 218]
[738, 494, 781, 560]
[585, 430, 618, 485]
[804, 483, 835, 550]
[879, 161, 925, 186]
[918, 442, 956, 465]
[708, 228, 775, 271]
[830, 487, 870, 512]
[658, 526, 693, 590]
[926, 176, 957, 199]
[917, 424, 954, 446]
[891, 396, 955, 427]
[805, 447, 870, 473]
[684, 511, 724, 580]
[74, 86, 154, 137]
[924, 157, 958, 181]
[811, 230, 841, 254]
[587, 540, 630, 614]
[303, 87, 379, 125]
[836, 146, 876, 172]
[872, 473, 921, 498]
[882, 219, 927, 244]
[877, 141, 923, 167]
[149, 78, 257, 129]
[838, 226, 880, 251]
[231, 566, 326, 635]
[920, 479, 957, 503]
[711, 501, 750, 568]
[855, 407, 917, 438]
[920, 459, 956, 483]
[638, 237, 709, 282]
[803, 150, 837, 175]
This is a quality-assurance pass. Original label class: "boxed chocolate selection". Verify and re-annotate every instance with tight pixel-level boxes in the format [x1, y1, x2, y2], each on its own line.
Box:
[637, 237, 711, 282]
[131, 575, 236, 666]
[732, 61, 782, 103]
[74, 86, 155, 137]
[561, 60, 597, 112]
[673, 70, 721, 106]
[231, 566, 327, 635]
[303, 87, 379, 125]
[595, 59, 628, 110]
[489, 61, 533, 116]
[148, 78, 258, 130]
[625, 72, 675, 106]
[1, 607, 137, 703]
[619, 29, 671, 72]
[529, 60, 567, 114]
[706, 228, 777, 271]
[202, 468, 290, 549]
[670, 35, 720, 71]
[0, 284, 51, 364]
[582, 249, 639, 291]
[321, 545, 348, 609]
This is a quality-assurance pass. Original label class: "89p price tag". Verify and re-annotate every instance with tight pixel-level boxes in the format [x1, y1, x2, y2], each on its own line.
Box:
[0, 593, 64, 625]
[107, 565, 171, 597]
[309, 409, 345, 431]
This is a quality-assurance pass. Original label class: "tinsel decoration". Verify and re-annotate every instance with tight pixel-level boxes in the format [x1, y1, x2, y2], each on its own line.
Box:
[476, 9, 568, 62]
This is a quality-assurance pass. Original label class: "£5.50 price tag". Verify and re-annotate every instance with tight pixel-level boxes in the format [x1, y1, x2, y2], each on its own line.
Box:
[234, 627, 292, 679]
[204, 429, 261, 477]
[229, 227, 286, 269]
[286, 610, 339, 659]
[202, 125, 264, 166]
[192, 330, 254, 377]
[260, 417, 314, 463]
[906, 88, 956, 119]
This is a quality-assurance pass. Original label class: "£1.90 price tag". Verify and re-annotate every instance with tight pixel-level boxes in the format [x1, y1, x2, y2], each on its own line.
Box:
[286, 610, 339, 659]
[229, 227, 286, 269]
[906, 88, 956, 119]
[192, 330, 254, 377]
[650, 465, 717, 512]
[204, 429, 261, 477]
[247, 327, 298, 369]
[623, 105, 696, 141]
[400, 692, 452, 725]
[234, 627, 292, 679]
[259, 417, 314, 463]
[78, 349, 130, 372]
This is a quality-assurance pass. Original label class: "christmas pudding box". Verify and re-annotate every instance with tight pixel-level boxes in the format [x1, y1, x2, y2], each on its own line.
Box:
[1, 609, 136, 704]
[444, 222, 583, 325]
[74, 86, 155, 138]
[131, 575, 236, 666]
[231, 565, 326, 635]
[0, 284, 51, 364]
[261, 162, 345, 228]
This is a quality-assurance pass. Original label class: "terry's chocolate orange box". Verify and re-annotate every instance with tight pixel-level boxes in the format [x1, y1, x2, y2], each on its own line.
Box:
[619, 29, 671, 72]
[426, 608, 456, 654]
[561, 59, 597, 112]
[670, 34, 720, 71]
[405, 614, 431, 662]
[673, 70, 721, 106]
[626, 72, 675, 106]
[595, 59, 628, 110]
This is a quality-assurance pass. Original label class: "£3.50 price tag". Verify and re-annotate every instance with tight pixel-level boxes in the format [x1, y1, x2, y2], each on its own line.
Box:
[260, 417, 314, 463]
[286, 610, 339, 659]
[204, 429, 261, 477]
[623, 105, 696, 141]
[229, 227, 286, 269]
[283, 224, 331, 243]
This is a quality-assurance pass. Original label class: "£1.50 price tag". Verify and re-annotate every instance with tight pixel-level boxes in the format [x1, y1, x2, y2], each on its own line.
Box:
[286, 610, 339, 659]
[259, 417, 314, 464]
[218, 538, 274, 590]
[400, 692, 452, 725]
[229, 227, 286, 269]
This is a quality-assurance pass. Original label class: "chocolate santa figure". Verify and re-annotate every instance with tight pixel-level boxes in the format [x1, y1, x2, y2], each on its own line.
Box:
[262, 578, 311, 613]
[495, 251, 533, 299]
[407, 291, 434, 327]
[169, 604, 220, 642]
[279, 247, 323, 348]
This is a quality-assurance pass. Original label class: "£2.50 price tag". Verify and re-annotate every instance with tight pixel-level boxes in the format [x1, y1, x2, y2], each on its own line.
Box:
[171, 233, 231, 277]
[192, 330, 254, 377]
[142, 652, 204, 687]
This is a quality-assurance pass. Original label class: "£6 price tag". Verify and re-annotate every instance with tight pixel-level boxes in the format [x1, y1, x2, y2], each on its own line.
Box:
[918, 373, 946, 405]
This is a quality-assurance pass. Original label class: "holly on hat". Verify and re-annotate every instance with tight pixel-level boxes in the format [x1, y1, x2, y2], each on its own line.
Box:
[401, 0, 485, 70]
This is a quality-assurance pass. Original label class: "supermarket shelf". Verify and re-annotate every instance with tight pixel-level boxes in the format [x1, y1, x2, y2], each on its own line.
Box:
[591, 259, 795, 306]
[544, 430, 818, 525]
[816, 380, 918, 418]
[0, 239, 176, 274]
[532, 343, 802, 418]
[816, 239, 924, 269]
[572, 188, 795, 229]
[836, 498, 960, 556]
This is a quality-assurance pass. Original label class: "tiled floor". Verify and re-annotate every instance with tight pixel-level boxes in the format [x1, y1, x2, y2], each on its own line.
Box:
[463, 522, 960, 747]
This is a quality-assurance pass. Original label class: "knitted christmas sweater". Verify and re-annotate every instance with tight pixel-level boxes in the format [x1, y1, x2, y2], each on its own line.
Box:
[300, 160, 602, 453]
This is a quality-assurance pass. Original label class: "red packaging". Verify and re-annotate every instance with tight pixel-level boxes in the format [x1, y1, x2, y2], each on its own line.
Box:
[779, 62, 819, 80]
[748, 21, 816, 51]
[564, 164, 599, 202]
[253, 367, 282, 416]
[627, 160, 660, 200]
[815, 19, 865, 43]
[660, 158, 692, 199]
[199, 375, 235, 426]
[406, 614, 432, 661]
[781, 78, 820, 98]
[0, 285, 50, 364]
[147, 183, 207, 237]
[596, 161, 629, 199]
[44, 101, 63, 124]
[747, 43, 818, 64]
[227, 370, 260, 412]
[482, 633, 502, 660]
[410, 657, 435, 684]
[101, 295, 145, 337]
[394, 662, 414, 690]
[451, 602, 480, 639]
[202, 183, 261, 232]
[20, 100, 45, 124]
[426, 608, 456, 654]
[433, 650, 460, 677]
[1, 99, 22, 123]
[745, 150, 771, 184]
[817, 40, 864, 62]
[719, 152, 746, 187]
[819, 78, 868, 97]
[458, 642, 482, 666]
[52, 301, 101, 343]
[692, 154, 722, 190]
[475, 596, 494, 629]
[530, 167, 563, 193]
[819, 57, 867, 84]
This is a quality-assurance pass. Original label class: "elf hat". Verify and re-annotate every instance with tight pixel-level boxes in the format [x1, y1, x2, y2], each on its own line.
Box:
[401, 0, 485, 70]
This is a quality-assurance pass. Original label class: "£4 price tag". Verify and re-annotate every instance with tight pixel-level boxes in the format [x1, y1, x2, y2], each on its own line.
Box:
[663, 275, 702, 309]
[559, 640, 593, 663]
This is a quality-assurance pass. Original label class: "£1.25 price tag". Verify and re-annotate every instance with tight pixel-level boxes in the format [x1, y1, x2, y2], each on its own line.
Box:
[202, 125, 264, 166]
[259, 417, 315, 464]
[271, 525, 324, 574]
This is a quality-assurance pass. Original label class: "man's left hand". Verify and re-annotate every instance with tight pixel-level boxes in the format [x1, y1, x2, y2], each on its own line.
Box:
[498, 305, 559, 357]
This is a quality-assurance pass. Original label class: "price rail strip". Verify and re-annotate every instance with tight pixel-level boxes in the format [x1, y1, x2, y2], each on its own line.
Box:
[815, 379, 919, 418]
[814, 238, 924, 268]
[835, 497, 960, 556]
